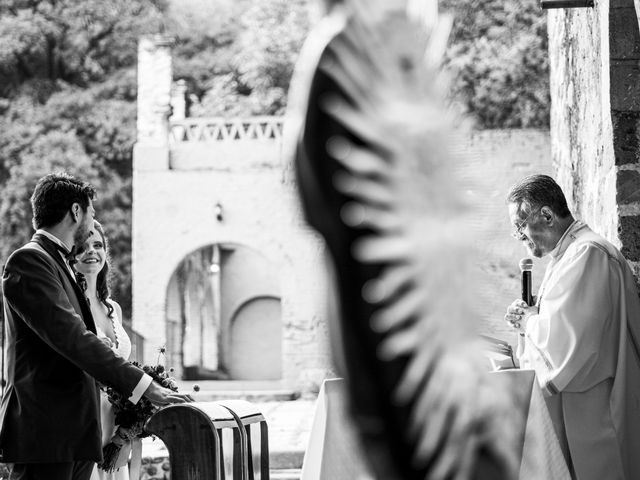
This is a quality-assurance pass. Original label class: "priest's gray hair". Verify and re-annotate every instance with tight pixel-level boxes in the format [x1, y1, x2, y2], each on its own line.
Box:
[507, 174, 572, 218]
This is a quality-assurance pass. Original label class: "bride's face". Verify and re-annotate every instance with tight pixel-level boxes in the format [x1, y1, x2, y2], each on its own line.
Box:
[75, 230, 106, 277]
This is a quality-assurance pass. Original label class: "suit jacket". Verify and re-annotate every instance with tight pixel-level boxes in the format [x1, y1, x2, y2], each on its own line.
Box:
[0, 233, 145, 463]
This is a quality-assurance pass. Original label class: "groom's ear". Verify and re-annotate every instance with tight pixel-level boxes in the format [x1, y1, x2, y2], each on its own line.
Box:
[70, 203, 81, 222]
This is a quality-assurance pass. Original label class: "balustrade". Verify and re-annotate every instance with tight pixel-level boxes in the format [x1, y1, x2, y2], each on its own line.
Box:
[170, 117, 283, 144]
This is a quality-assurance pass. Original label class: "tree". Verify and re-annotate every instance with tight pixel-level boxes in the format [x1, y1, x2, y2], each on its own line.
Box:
[0, 0, 551, 324]
[0, 0, 168, 320]
[440, 0, 550, 128]
[0, 0, 166, 95]
[171, 0, 311, 116]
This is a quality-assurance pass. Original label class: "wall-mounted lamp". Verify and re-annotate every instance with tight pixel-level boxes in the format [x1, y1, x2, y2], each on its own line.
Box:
[214, 202, 223, 222]
[541, 0, 593, 8]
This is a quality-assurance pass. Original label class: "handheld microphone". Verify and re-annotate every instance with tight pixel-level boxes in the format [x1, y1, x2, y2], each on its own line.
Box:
[519, 258, 534, 306]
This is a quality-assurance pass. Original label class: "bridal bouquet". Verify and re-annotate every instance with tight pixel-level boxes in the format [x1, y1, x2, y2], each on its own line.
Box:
[99, 351, 179, 472]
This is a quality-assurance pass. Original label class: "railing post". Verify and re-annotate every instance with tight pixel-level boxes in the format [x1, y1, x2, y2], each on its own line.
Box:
[145, 400, 269, 480]
[217, 400, 270, 480]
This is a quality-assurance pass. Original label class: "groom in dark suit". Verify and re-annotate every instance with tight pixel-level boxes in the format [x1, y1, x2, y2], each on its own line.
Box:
[0, 173, 191, 480]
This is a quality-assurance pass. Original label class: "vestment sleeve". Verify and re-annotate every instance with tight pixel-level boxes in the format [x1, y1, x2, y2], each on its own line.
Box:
[518, 243, 615, 395]
[2, 248, 146, 402]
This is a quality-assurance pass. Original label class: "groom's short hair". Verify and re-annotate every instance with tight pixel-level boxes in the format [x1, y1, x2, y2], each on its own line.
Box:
[31, 172, 96, 229]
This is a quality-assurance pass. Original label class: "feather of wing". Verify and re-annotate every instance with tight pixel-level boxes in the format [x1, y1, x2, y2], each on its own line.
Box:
[316, 3, 520, 479]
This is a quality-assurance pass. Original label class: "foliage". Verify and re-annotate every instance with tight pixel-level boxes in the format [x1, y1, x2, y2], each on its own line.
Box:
[0, 0, 166, 96]
[0, 78, 137, 316]
[0, 0, 164, 320]
[440, 0, 550, 128]
[0, 0, 550, 326]
[0, 0, 311, 320]
[174, 0, 310, 116]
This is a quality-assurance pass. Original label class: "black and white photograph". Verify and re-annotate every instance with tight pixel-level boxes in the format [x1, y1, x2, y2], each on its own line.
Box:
[1, 1, 639, 479]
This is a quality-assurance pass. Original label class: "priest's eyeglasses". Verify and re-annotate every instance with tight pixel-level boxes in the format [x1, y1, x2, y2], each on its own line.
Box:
[511, 208, 540, 240]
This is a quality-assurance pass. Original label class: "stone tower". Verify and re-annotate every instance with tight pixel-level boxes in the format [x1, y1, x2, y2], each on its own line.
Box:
[132, 36, 331, 392]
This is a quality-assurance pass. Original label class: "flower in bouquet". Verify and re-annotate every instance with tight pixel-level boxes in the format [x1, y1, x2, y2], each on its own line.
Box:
[99, 356, 178, 472]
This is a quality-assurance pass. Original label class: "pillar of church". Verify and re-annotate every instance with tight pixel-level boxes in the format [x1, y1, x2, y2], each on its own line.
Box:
[548, 0, 640, 278]
[133, 35, 173, 171]
[611, 0, 640, 273]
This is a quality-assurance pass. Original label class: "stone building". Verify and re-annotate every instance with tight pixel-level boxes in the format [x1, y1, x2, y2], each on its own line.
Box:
[131, 36, 555, 393]
[132, 36, 332, 391]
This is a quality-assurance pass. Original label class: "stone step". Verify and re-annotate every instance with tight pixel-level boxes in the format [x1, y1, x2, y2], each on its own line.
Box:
[138, 451, 305, 478]
[271, 469, 302, 480]
[192, 389, 300, 402]
[141, 441, 306, 470]
[177, 380, 302, 402]
[270, 449, 305, 470]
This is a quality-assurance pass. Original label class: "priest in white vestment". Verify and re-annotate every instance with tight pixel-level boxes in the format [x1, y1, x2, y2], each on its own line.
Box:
[504, 174, 640, 480]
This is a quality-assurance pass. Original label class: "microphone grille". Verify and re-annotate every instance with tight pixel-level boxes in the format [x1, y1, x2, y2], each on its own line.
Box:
[519, 257, 533, 272]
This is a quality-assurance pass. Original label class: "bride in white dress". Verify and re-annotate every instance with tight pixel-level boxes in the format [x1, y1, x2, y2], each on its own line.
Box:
[74, 220, 132, 480]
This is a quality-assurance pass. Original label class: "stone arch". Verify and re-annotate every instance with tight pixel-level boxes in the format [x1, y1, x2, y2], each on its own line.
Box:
[165, 242, 282, 380]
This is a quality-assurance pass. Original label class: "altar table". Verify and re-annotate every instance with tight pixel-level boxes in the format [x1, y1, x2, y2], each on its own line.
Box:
[300, 372, 570, 479]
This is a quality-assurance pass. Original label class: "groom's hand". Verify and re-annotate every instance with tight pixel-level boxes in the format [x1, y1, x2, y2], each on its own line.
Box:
[144, 381, 194, 406]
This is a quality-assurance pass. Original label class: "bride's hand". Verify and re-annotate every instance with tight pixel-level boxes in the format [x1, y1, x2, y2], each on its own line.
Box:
[99, 336, 114, 349]
[143, 380, 193, 406]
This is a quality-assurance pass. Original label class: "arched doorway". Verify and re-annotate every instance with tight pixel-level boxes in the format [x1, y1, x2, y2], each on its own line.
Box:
[165, 243, 282, 380]
[228, 296, 282, 380]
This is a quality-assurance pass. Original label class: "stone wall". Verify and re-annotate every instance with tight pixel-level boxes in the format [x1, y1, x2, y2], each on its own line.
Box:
[548, 0, 640, 274]
[132, 128, 552, 381]
[548, 3, 617, 241]
[133, 165, 332, 389]
[454, 130, 552, 343]
[132, 38, 555, 392]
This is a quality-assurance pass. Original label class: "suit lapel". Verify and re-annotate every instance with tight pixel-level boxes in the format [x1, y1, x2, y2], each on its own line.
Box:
[31, 234, 97, 334]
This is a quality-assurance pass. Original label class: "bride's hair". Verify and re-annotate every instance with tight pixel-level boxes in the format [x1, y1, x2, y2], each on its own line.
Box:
[93, 220, 115, 319]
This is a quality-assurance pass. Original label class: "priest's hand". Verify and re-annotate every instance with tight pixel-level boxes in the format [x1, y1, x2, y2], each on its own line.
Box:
[143, 381, 193, 406]
[504, 299, 538, 333]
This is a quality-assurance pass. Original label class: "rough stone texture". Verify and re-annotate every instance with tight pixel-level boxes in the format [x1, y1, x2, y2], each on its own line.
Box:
[612, 111, 640, 165]
[548, 5, 620, 243]
[549, 0, 640, 259]
[609, 7, 640, 59]
[610, 61, 640, 111]
[617, 169, 640, 203]
[620, 216, 640, 260]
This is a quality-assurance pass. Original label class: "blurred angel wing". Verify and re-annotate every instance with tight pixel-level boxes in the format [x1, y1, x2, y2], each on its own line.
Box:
[291, 1, 520, 479]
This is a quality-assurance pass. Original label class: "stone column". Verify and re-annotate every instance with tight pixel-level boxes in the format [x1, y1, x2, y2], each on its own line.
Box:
[170, 79, 188, 121]
[612, 0, 640, 273]
[132, 35, 173, 362]
[548, 0, 640, 278]
[133, 35, 173, 171]
[548, 3, 617, 239]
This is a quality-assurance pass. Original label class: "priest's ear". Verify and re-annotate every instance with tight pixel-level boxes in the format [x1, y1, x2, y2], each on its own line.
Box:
[540, 206, 554, 224]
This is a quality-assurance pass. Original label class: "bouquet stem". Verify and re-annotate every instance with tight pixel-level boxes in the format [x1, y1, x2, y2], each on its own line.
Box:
[98, 441, 123, 473]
